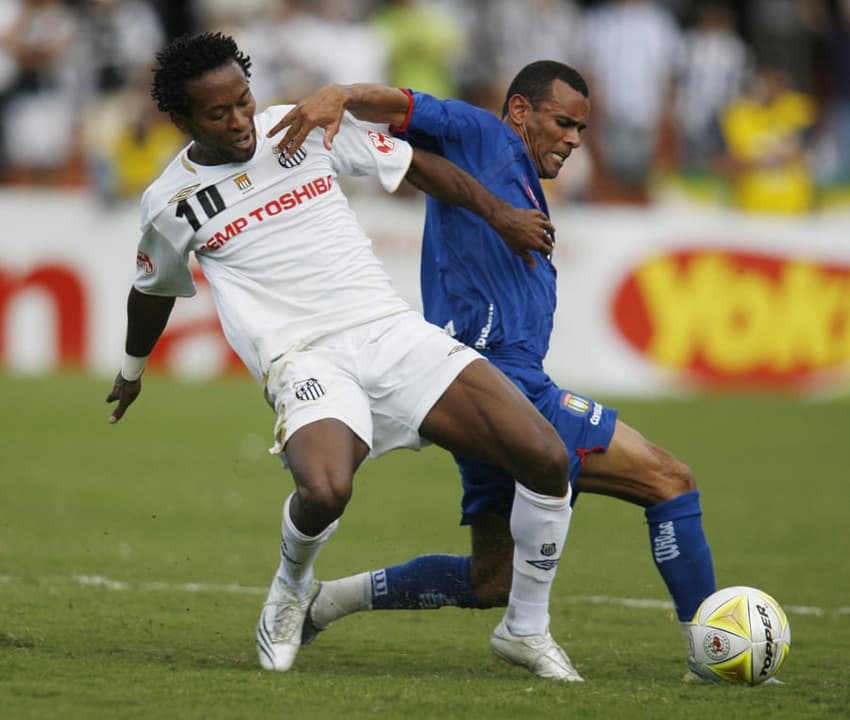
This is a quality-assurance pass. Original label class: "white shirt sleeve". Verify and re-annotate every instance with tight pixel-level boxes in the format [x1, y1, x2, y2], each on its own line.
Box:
[133, 224, 196, 298]
[329, 112, 413, 193]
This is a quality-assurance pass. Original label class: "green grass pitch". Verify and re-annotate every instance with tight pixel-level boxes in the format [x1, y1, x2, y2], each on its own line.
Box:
[1, 373, 848, 719]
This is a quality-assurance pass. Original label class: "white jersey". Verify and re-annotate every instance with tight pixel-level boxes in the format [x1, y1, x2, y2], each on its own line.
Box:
[135, 106, 414, 382]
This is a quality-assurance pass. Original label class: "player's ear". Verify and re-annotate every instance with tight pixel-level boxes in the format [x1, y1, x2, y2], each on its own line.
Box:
[506, 94, 532, 125]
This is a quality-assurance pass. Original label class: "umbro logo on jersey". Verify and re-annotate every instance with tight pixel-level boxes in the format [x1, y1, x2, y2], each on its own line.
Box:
[368, 130, 395, 154]
[277, 146, 307, 169]
[448, 344, 468, 357]
[168, 183, 201, 204]
[295, 378, 325, 401]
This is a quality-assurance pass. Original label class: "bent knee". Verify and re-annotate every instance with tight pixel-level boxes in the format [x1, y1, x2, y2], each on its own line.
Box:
[655, 451, 697, 499]
[521, 432, 570, 498]
[538, 443, 571, 496]
[624, 440, 697, 505]
[661, 443, 696, 493]
[296, 476, 352, 517]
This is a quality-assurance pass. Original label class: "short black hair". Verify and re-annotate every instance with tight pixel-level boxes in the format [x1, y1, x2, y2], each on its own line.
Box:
[151, 32, 252, 116]
[501, 60, 588, 118]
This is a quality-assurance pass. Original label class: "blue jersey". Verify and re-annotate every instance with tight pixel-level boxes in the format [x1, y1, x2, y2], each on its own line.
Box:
[395, 91, 618, 518]
[394, 91, 556, 364]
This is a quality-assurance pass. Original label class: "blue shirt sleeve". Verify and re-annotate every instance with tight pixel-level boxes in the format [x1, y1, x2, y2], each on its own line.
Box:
[396, 92, 516, 186]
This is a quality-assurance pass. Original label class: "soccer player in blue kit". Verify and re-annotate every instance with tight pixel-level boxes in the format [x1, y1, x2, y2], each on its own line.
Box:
[269, 61, 716, 681]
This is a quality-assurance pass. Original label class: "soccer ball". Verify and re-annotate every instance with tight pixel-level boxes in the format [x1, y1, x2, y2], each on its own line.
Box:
[686, 586, 791, 685]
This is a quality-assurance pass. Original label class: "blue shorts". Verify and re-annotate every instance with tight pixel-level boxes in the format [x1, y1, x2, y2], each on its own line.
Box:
[457, 361, 617, 524]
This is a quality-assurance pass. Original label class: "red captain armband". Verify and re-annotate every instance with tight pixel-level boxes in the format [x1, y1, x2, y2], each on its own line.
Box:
[389, 88, 414, 135]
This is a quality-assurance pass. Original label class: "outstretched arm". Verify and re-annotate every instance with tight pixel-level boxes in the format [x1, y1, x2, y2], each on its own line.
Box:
[268, 83, 409, 156]
[269, 83, 555, 266]
[406, 148, 555, 267]
[105, 287, 175, 424]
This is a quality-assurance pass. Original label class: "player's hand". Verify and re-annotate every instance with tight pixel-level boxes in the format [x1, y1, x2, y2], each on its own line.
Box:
[490, 206, 556, 269]
[267, 84, 348, 158]
[105, 373, 142, 424]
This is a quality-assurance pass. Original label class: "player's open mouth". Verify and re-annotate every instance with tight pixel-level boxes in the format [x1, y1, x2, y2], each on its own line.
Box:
[234, 133, 255, 150]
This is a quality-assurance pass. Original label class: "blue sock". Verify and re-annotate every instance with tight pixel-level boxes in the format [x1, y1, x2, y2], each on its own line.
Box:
[645, 490, 716, 622]
[370, 554, 483, 610]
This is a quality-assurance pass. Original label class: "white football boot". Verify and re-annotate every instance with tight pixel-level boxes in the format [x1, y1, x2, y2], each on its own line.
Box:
[256, 578, 318, 671]
[490, 618, 584, 682]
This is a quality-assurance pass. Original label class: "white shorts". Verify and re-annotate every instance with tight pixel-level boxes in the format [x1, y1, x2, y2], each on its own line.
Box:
[265, 311, 481, 463]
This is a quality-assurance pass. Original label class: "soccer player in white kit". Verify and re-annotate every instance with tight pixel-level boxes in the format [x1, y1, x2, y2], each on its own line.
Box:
[106, 32, 575, 677]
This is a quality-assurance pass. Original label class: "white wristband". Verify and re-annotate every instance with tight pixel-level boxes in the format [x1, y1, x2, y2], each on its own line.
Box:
[120, 353, 149, 382]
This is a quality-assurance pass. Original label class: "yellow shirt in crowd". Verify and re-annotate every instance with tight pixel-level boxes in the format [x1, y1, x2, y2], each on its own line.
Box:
[721, 91, 817, 214]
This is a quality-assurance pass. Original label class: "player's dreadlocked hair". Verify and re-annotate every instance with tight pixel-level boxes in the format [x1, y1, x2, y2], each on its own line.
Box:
[151, 32, 252, 116]
[501, 60, 588, 118]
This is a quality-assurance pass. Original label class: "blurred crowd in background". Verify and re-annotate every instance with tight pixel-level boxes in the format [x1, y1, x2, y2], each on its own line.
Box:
[1, 0, 849, 214]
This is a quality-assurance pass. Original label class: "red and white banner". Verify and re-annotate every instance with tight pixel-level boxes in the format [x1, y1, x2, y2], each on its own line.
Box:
[1, 189, 849, 396]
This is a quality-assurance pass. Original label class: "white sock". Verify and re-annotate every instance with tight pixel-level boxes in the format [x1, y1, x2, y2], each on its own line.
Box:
[310, 572, 372, 629]
[504, 482, 572, 637]
[277, 492, 339, 597]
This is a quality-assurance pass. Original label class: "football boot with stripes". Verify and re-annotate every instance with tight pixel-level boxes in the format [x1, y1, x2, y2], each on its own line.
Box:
[491, 618, 584, 682]
[256, 578, 318, 671]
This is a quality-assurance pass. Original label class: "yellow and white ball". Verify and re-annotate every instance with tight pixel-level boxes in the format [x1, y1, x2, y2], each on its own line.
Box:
[687, 586, 791, 685]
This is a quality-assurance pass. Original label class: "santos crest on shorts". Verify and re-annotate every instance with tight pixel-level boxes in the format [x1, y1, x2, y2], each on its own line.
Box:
[135, 106, 414, 381]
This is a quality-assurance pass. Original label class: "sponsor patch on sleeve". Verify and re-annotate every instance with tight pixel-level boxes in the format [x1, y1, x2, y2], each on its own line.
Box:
[136, 251, 154, 275]
[368, 130, 395, 154]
